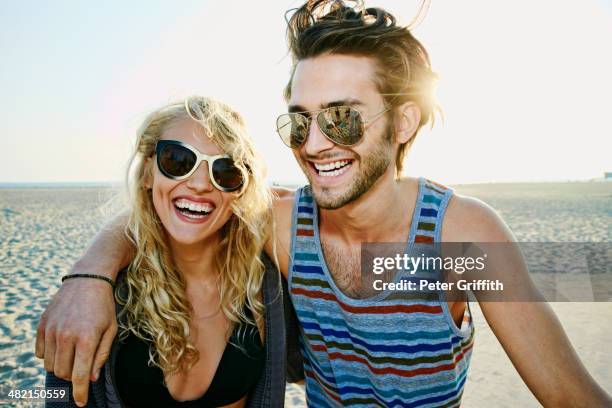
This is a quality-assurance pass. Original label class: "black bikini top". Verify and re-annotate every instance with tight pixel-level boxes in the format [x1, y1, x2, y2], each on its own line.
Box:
[115, 316, 264, 407]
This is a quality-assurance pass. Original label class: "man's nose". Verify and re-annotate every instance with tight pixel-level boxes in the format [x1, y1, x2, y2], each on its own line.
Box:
[186, 161, 214, 192]
[303, 116, 335, 156]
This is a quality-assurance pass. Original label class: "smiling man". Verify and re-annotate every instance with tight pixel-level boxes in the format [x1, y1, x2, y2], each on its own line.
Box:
[36, 1, 611, 407]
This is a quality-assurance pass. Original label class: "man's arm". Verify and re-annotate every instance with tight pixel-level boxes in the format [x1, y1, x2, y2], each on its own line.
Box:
[445, 196, 611, 407]
[35, 213, 133, 407]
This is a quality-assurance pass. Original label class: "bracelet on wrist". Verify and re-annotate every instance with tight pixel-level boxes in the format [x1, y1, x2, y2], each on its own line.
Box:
[61, 273, 116, 288]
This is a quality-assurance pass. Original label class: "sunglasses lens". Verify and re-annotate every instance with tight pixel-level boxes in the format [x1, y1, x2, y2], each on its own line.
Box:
[158, 143, 197, 178]
[317, 106, 363, 145]
[276, 114, 309, 148]
[212, 158, 243, 191]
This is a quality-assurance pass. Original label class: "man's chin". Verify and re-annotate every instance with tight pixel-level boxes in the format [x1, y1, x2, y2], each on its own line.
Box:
[311, 184, 356, 210]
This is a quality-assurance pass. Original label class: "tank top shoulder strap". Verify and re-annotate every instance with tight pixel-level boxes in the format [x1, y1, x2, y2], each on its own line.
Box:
[289, 186, 317, 261]
[408, 177, 454, 244]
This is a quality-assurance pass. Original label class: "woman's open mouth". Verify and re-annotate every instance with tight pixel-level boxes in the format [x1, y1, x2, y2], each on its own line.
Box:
[173, 198, 215, 222]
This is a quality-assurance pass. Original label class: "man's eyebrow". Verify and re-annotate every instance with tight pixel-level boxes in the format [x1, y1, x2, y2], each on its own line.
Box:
[323, 99, 365, 109]
[288, 105, 307, 113]
[287, 99, 365, 113]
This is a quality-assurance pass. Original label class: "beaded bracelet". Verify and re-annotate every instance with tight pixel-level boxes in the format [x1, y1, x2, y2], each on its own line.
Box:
[61, 273, 116, 288]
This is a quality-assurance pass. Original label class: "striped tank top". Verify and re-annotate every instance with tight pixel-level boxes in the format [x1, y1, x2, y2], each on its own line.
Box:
[288, 178, 475, 407]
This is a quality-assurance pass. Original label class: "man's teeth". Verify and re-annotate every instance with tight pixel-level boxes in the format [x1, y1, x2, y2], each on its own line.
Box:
[314, 160, 351, 177]
[314, 160, 349, 171]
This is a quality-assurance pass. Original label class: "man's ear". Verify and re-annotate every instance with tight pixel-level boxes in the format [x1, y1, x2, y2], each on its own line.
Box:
[143, 158, 153, 189]
[394, 102, 421, 144]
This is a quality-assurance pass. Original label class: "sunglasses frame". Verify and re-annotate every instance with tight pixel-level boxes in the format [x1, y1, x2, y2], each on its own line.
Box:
[275, 105, 391, 148]
[155, 139, 244, 192]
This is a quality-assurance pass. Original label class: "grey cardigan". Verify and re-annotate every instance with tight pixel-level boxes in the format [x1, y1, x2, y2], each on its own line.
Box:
[46, 254, 304, 407]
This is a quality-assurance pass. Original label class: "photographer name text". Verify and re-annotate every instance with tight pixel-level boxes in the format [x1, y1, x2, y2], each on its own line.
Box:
[373, 279, 504, 292]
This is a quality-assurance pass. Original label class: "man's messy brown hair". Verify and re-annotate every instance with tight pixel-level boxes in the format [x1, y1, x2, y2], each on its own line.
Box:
[285, 0, 438, 176]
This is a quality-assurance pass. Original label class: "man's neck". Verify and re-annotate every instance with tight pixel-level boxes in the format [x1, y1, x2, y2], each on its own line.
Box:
[318, 174, 417, 244]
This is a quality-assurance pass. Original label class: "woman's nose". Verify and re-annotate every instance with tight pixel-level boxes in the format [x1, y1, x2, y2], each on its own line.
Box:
[185, 161, 214, 192]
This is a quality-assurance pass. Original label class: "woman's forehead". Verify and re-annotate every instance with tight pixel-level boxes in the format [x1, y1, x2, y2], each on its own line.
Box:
[162, 118, 223, 156]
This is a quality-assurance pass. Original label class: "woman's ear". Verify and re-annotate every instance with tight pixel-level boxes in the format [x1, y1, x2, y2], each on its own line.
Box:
[394, 102, 421, 144]
[143, 158, 153, 189]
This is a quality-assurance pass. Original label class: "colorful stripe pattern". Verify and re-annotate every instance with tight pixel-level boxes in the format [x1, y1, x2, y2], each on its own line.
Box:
[289, 178, 474, 407]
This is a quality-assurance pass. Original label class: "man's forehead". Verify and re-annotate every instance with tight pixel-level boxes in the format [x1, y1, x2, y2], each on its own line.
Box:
[288, 54, 381, 110]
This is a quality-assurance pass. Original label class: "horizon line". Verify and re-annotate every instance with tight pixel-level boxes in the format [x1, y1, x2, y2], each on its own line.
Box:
[1, 177, 610, 189]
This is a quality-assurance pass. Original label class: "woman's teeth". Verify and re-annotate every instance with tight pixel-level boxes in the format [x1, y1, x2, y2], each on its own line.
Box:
[174, 199, 214, 219]
[314, 160, 351, 177]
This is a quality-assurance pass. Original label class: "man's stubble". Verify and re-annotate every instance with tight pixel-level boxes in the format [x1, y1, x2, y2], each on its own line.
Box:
[301, 120, 395, 210]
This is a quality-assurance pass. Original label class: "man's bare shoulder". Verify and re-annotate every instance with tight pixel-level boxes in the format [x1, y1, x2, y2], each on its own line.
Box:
[272, 187, 296, 224]
[267, 187, 298, 277]
[272, 186, 296, 199]
[443, 192, 516, 242]
[271, 186, 297, 245]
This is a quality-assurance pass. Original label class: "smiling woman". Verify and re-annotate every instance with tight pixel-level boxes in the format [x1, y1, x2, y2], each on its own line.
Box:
[43, 96, 292, 408]
[143, 120, 240, 249]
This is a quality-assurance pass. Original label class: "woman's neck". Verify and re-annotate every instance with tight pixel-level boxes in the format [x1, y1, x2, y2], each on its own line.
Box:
[169, 234, 220, 282]
[169, 234, 224, 321]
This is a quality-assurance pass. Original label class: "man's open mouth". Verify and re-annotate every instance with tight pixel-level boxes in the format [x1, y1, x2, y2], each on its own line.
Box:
[312, 160, 353, 177]
[173, 198, 215, 220]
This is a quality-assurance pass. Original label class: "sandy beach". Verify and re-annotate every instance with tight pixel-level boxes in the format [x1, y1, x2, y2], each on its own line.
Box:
[0, 181, 610, 407]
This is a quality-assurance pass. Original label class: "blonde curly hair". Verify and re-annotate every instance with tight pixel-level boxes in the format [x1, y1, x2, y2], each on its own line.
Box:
[117, 96, 272, 373]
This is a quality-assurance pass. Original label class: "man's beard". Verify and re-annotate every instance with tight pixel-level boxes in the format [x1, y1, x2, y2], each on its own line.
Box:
[302, 126, 394, 210]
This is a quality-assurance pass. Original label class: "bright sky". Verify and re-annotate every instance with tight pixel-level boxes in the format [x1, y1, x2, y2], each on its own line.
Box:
[1, 1, 611, 184]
